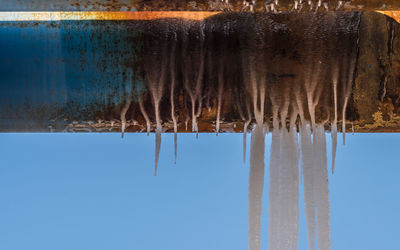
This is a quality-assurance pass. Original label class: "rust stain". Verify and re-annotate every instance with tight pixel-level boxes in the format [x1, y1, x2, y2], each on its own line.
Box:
[0, 11, 398, 22]
[0, 11, 220, 21]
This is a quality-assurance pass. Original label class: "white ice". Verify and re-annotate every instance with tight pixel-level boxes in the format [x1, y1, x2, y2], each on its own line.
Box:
[331, 66, 339, 174]
[268, 104, 300, 250]
[248, 66, 266, 250]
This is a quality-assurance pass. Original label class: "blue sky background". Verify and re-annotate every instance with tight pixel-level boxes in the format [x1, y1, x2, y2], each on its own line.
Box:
[0, 132, 399, 250]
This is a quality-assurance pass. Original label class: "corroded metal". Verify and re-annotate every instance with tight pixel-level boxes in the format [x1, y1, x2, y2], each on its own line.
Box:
[0, 11, 220, 21]
[1, 0, 400, 11]
[0, 11, 399, 133]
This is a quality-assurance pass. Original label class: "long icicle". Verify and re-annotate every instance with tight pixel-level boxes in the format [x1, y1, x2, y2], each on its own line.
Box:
[342, 55, 357, 145]
[170, 37, 178, 164]
[295, 90, 306, 185]
[315, 124, 331, 250]
[269, 94, 300, 250]
[148, 46, 167, 176]
[300, 123, 316, 250]
[268, 105, 280, 250]
[304, 60, 322, 139]
[216, 56, 224, 135]
[331, 65, 339, 174]
[245, 105, 251, 164]
[248, 63, 266, 250]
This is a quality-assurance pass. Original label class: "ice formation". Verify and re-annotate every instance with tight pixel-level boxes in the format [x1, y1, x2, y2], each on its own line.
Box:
[138, 96, 151, 136]
[331, 65, 338, 174]
[170, 40, 178, 164]
[243, 119, 250, 163]
[216, 57, 225, 135]
[117, 12, 359, 250]
[182, 27, 205, 136]
[147, 49, 166, 176]
[246, 58, 266, 250]
[268, 102, 300, 250]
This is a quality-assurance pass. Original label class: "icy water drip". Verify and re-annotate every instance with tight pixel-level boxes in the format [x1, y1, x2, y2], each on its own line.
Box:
[247, 57, 266, 250]
[248, 124, 265, 250]
[300, 124, 331, 250]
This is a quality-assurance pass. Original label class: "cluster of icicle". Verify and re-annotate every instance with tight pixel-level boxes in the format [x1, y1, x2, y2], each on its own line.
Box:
[117, 14, 357, 250]
[119, 20, 218, 176]
[244, 60, 354, 250]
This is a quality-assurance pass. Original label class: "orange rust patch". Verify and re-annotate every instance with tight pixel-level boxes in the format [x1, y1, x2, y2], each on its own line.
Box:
[376, 11, 400, 23]
[0, 11, 220, 21]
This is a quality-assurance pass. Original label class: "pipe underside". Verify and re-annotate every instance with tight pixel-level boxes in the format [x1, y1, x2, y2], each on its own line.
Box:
[0, 11, 400, 133]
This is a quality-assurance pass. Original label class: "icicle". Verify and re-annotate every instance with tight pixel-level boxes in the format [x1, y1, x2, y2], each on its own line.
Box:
[315, 125, 331, 250]
[295, 91, 306, 185]
[248, 65, 266, 250]
[331, 66, 339, 174]
[154, 124, 162, 176]
[185, 117, 189, 131]
[268, 111, 281, 250]
[263, 122, 269, 137]
[243, 120, 250, 164]
[174, 131, 177, 165]
[331, 121, 338, 175]
[301, 124, 331, 250]
[194, 91, 203, 140]
[341, 55, 357, 146]
[216, 58, 224, 135]
[238, 99, 251, 165]
[148, 51, 166, 176]
[248, 123, 265, 250]
[183, 30, 205, 136]
[304, 62, 323, 137]
[170, 40, 178, 165]
[186, 76, 202, 135]
[139, 96, 151, 136]
[342, 109, 347, 145]
[268, 98, 300, 250]
[120, 100, 131, 139]
[300, 123, 316, 250]
[152, 100, 162, 176]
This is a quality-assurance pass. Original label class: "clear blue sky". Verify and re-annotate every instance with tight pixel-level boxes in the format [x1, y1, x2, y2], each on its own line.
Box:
[0, 133, 399, 250]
